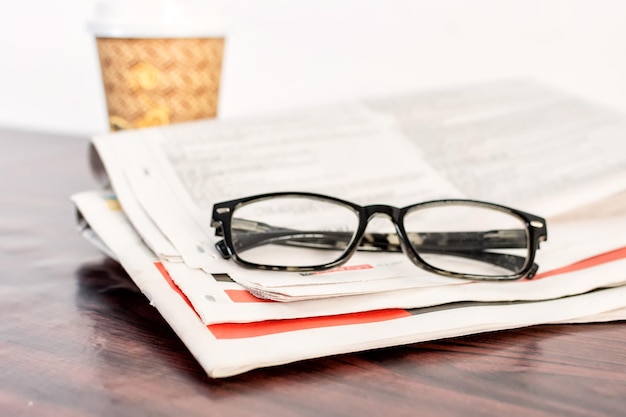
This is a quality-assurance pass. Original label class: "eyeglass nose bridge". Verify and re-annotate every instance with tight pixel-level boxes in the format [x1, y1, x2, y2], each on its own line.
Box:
[360, 204, 423, 264]
[359, 204, 408, 245]
[361, 205, 405, 239]
[362, 204, 401, 221]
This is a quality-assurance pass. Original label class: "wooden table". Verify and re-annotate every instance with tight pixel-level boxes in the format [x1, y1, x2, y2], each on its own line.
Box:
[1, 127, 624, 417]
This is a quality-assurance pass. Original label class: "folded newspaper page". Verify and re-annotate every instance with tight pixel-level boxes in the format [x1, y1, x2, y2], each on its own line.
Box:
[72, 79, 626, 377]
[72, 190, 626, 378]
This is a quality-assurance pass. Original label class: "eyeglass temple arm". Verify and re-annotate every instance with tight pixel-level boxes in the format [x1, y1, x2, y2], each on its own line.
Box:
[361, 229, 528, 252]
[361, 229, 533, 276]
[214, 220, 533, 274]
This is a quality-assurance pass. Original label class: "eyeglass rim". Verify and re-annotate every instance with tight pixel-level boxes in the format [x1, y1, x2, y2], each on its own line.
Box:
[210, 191, 548, 280]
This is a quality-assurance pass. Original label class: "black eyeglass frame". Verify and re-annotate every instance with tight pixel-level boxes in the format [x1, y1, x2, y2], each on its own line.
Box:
[211, 192, 548, 281]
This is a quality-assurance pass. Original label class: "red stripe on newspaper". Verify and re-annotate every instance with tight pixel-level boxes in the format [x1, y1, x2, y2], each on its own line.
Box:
[534, 245, 626, 279]
[154, 262, 410, 339]
[207, 309, 412, 339]
[225, 289, 273, 303]
[154, 261, 198, 316]
[305, 263, 374, 276]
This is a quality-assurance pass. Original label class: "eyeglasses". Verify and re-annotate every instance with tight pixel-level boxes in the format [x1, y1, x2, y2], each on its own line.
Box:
[211, 192, 548, 281]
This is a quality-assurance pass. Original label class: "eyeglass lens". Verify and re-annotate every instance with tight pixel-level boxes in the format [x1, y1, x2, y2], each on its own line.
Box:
[231, 195, 360, 267]
[403, 203, 529, 276]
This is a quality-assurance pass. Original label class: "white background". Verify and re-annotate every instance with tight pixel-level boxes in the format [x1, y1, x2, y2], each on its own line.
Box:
[1, 0, 626, 136]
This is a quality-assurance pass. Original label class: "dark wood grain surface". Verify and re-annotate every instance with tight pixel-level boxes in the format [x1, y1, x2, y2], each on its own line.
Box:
[1, 127, 624, 417]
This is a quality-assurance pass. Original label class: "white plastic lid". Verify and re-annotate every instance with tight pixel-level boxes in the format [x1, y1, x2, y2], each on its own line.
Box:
[89, 0, 228, 38]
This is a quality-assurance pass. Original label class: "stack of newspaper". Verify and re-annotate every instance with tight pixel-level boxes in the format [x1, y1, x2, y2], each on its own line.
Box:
[71, 80, 626, 378]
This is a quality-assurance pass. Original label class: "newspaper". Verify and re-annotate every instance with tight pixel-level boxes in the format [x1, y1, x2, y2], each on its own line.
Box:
[72, 190, 626, 378]
[72, 79, 626, 377]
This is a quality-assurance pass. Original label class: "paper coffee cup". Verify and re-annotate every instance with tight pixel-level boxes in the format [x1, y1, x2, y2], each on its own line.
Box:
[90, 0, 228, 131]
